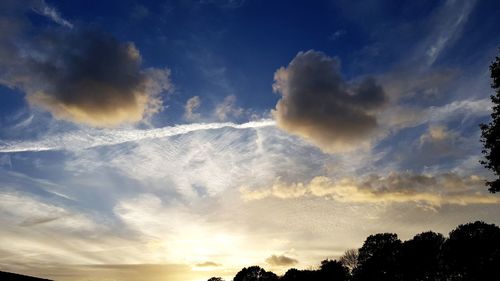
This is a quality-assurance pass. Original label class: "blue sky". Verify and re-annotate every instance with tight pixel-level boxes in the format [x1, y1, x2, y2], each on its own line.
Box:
[1, 1, 500, 280]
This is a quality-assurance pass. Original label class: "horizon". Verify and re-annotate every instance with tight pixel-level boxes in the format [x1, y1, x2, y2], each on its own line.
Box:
[1, 1, 500, 280]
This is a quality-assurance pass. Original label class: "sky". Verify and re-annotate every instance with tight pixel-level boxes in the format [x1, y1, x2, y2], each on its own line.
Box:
[0, 0, 500, 280]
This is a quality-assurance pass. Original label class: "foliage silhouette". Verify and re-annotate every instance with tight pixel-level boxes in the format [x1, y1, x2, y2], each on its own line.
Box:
[398, 231, 445, 281]
[206, 221, 500, 281]
[480, 53, 500, 192]
[207, 278, 225, 281]
[339, 249, 358, 273]
[233, 266, 278, 281]
[353, 233, 401, 281]
[441, 221, 500, 281]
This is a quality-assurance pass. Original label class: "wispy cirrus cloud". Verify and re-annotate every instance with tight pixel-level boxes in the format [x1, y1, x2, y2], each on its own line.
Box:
[0, 119, 275, 153]
[32, 0, 73, 28]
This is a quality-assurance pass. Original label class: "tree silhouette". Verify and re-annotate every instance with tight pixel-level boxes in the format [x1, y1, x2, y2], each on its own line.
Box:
[398, 231, 445, 281]
[207, 278, 225, 281]
[441, 221, 500, 281]
[210, 221, 500, 281]
[339, 249, 358, 272]
[352, 233, 401, 281]
[280, 268, 317, 281]
[318, 259, 350, 281]
[480, 54, 500, 192]
[233, 266, 278, 281]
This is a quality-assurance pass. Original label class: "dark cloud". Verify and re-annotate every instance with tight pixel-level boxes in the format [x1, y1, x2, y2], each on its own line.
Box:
[0, 2, 171, 127]
[272, 50, 387, 153]
[265, 254, 298, 266]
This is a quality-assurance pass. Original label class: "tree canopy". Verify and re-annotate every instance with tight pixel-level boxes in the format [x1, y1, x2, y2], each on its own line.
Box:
[480, 54, 500, 192]
[207, 221, 500, 281]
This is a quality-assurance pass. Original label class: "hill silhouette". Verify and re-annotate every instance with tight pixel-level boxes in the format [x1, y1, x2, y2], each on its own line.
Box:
[0, 271, 52, 281]
[208, 221, 500, 281]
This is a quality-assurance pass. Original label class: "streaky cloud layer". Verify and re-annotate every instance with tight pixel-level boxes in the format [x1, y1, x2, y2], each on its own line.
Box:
[0, 119, 275, 153]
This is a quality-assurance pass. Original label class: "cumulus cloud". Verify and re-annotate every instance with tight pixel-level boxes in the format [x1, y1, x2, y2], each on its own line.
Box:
[184, 96, 202, 121]
[272, 50, 387, 153]
[265, 254, 298, 266]
[241, 173, 500, 208]
[0, 4, 172, 127]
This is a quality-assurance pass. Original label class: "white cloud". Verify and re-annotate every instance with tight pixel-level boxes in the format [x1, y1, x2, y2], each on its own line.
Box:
[423, 0, 476, 66]
[214, 95, 244, 121]
[184, 96, 202, 121]
[32, 0, 73, 28]
[0, 119, 275, 153]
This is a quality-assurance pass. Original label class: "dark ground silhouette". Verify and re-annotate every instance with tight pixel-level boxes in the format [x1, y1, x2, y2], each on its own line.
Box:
[0, 271, 52, 281]
[208, 221, 500, 281]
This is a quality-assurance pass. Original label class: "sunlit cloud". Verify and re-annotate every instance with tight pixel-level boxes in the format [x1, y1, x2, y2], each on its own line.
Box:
[0, 3, 172, 127]
[241, 173, 500, 208]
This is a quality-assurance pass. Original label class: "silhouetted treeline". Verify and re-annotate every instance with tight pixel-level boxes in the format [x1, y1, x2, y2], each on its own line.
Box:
[208, 221, 500, 281]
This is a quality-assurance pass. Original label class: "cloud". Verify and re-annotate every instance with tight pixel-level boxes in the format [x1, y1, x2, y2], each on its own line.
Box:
[328, 30, 347, 41]
[385, 125, 471, 170]
[418, 125, 458, 155]
[0, 192, 97, 232]
[0, 6, 172, 127]
[130, 4, 150, 20]
[423, 0, 476, 66]
[265, 254, 298, 266]
[241, 173, 500, 208]
[272, 50, 387, 153]
[379, 98, 491, 132]
[195, 261, 221, 267]
[214, 95, 244, 121]
[0, 119, 275, 153]
[32, 0, 73, 28]
[184, 96, 202, 121]
[62, 123, 327, 200]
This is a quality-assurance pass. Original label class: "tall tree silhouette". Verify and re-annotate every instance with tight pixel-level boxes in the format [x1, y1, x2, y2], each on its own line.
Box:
[318, 260, 350, 281]
[398, 231, 445, 281]
[441, 221, 500, 281]
[480, 54, 500, 192]
[339, 249, 358, 273]
[352, 233, 401, 281]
